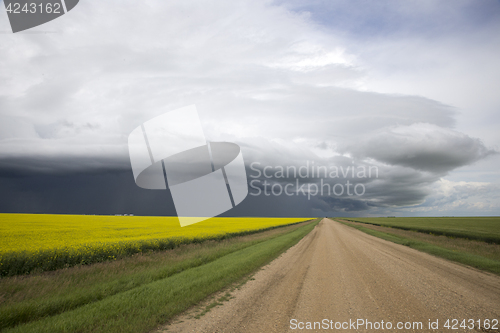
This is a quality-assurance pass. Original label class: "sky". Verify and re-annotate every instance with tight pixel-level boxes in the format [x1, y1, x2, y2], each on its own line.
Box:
[0, 0, 499, 217]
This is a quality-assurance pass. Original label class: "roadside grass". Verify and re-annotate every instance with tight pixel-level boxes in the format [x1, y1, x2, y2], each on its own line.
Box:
[343, 217, 500, 244]
[193, 292, 234, 319]
[340, 220, 500, 262]
[337, 219, 500, 275]
[1, 219, 319, 333]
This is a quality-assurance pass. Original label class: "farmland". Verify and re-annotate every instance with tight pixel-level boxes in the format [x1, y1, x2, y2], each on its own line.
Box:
[343, 217, 500, 243]
[0, 215, 319, 332]
[338, 217, 500, 275]
[0, 214, 311, 276]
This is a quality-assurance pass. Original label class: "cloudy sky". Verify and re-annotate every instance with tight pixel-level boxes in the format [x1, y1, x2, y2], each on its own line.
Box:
[0, 0, 499, 217]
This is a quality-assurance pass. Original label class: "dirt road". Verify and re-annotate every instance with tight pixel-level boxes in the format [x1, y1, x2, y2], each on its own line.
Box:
[163, 219, 500, 332]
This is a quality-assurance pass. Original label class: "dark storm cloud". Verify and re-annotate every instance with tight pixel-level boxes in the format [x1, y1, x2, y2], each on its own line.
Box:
[0, 168, 176, 216]
[343, 123, 497, 173]
[0, 163, 315, 217]
[0, 0, 498, 216]
[0, 156, 130, 176]
[243, 153, 442, 215]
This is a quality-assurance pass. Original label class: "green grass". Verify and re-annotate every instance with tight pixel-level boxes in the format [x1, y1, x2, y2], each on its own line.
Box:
[1, 219, 319, 333]
[194, 292, 233, 319]
[343, 217, 500, 244]
[337, 219, 500, 275]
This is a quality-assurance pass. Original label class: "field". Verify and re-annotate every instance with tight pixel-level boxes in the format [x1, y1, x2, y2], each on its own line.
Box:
[0, 214, 311, 276]
[0, 218, 320, 333]
[338, 217, 500, 275]
[3, 215, 498, 332]
[343, 217, 500, 243]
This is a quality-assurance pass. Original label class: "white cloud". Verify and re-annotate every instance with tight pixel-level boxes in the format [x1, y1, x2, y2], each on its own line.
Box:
[0, 0, 498, 215]
[404, 179, 500, 215]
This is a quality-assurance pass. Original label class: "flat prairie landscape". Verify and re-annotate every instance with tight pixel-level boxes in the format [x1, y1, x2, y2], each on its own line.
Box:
[344, 216, 500, 243]
[0, 214, 317, 332]
[340, 216, 500, 275]
[1, 215, 500, 333]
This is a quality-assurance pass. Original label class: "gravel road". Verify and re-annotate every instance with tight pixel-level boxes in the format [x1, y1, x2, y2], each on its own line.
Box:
[162, 219, 500, 332]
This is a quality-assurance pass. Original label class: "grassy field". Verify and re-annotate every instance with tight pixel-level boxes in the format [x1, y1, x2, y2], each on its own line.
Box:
[0, 218, 320, 333]
[337, 217, 500, 275]
[0, 214, 310, 276]
[343, 217, 500, 243]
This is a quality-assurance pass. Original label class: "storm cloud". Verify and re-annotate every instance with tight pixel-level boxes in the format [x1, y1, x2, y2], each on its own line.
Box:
[0, 0, 498, 217]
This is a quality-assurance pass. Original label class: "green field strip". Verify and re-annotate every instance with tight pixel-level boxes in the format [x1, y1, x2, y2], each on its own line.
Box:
[338, 220, 500, 276]
[344, 217, 500, 244]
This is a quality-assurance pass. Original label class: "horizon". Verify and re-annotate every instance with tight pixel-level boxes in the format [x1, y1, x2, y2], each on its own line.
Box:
[1, 0, 499, 217]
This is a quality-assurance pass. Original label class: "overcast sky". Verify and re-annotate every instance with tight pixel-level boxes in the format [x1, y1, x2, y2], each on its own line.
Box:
[0, 0, 499, 217]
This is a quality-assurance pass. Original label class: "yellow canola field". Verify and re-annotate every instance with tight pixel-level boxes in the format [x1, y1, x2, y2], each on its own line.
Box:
[0, 214, 310, 255]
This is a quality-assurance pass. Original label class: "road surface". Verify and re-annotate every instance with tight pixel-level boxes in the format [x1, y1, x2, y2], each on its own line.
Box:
[162, 219, 500, 332]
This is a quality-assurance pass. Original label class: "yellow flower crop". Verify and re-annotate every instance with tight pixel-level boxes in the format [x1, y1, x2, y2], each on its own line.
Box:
[0, 214, 311, 276]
